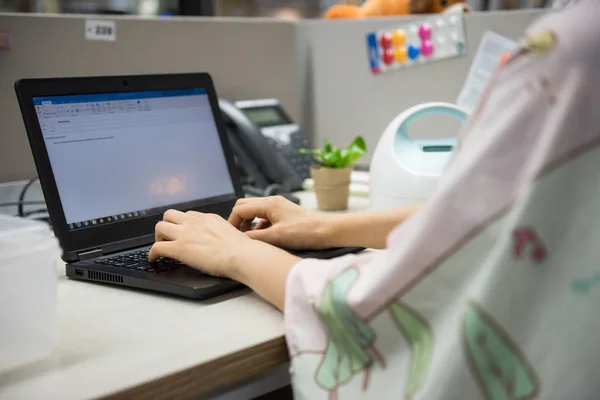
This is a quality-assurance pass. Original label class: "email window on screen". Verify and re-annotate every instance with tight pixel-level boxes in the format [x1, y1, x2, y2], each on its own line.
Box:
[33, 89, 235, 225]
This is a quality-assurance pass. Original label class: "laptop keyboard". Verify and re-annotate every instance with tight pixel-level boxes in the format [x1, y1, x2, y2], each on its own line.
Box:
[94, 248, 181, 274]
[93, 246, 365, 274]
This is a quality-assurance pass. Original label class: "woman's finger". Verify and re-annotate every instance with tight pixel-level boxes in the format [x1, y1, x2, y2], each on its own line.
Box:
[155, 221, 184, 242]
[255, 219, 272, 230]
[163, 209, 186, 224]
[228, 200, 271, 229]
[245, 226, 277, 244]
[148, 241, 179, 262]
[240, 219, 253, 232]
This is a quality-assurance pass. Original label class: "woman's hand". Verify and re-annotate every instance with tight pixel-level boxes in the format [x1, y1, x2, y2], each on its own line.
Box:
[149, 209, 256, 278]
[149, 208, 301, 310]
[230, 196, 424, 250]
[228, 196, 333, 250]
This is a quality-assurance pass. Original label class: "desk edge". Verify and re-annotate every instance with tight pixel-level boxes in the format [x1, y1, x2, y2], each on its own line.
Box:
[97, 336, 288, 400]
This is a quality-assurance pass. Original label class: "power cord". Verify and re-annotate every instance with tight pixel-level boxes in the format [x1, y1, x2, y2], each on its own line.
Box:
[18, 178, 40, 217]
[0, 201, 46, 208]
[0, 177, 49, 221]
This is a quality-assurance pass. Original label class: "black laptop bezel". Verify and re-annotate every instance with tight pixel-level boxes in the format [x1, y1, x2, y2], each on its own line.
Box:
[14, 73, 245, 262]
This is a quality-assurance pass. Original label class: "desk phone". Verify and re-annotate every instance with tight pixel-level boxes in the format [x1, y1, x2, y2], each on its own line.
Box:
[220, 98, 313, 195]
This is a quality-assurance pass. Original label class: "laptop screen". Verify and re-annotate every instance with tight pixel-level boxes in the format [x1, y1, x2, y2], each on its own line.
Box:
[32, 88, 235, 231]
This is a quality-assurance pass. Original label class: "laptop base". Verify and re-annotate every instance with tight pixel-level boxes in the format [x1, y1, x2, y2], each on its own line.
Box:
[66, 246, 365, 300]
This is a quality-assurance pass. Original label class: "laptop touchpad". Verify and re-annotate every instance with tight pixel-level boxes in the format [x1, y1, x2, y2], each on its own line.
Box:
[149, 266, 230, 288]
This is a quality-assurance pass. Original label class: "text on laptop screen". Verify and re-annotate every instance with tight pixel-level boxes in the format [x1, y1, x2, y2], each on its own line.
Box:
[33, 89, 235, 230]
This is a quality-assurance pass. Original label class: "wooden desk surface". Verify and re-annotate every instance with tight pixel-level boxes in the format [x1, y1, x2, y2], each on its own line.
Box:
[0, 191, 370, 400]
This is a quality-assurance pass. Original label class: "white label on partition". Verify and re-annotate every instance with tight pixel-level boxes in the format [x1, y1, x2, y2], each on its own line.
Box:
[85, 20, 116, 41]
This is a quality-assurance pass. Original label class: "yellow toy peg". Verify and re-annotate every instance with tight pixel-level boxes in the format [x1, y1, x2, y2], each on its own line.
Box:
[395, 46, 408, 63]
[392, 29, 406, 47]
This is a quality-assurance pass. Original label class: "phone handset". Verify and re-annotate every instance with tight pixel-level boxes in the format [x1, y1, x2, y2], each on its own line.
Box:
[218, 98, 302, 199]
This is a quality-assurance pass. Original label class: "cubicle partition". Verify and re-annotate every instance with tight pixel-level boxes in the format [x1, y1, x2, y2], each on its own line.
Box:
[0, 13, 303, 182]
[0, 10, 549, 181]
[300, 9, 547, 165]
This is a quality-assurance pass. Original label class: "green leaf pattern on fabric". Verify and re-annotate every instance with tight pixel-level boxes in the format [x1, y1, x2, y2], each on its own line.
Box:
[388, 302, 433, 399]
[464, 302, 539, 400]
[310, 276, 539, 399]
[311, 268, 376, 391]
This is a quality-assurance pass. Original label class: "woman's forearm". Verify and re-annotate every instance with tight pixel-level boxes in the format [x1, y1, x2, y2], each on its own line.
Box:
[228, 204, 422, 309]
[230, 241, 299, 311]
[322, 203, 423, 249]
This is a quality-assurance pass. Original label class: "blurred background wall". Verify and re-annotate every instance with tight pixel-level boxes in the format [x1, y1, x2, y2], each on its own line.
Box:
[0, 0, 554, 18]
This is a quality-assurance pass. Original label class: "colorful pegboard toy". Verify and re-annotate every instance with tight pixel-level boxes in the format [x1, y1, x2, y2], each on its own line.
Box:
[367, 13, 467, 75]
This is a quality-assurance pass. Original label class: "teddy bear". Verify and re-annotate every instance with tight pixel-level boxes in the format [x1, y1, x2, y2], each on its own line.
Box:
[324, 0, 470, 19]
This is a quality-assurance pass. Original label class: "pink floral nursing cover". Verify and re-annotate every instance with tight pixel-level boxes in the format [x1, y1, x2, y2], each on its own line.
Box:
[284, 1, 600, 399]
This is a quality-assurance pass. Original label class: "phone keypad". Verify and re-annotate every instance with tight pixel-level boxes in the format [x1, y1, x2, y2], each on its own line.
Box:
[266, 132, 313, 180]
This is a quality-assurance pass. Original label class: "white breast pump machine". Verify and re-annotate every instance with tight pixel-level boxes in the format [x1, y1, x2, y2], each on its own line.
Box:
[370, 102, 469, 210]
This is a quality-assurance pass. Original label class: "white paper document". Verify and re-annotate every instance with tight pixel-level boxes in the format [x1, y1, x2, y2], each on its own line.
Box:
[457, 31, 518, 114]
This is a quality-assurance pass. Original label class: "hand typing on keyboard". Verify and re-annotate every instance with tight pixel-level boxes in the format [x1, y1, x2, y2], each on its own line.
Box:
[228, 196, 333, 250]
[149, 209, 300, 280]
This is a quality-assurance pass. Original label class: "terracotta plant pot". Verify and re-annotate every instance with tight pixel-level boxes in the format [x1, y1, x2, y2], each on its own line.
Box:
[311, 165, 353, 211]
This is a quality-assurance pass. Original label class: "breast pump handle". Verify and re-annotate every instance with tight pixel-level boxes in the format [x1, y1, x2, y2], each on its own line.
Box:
[394, 102, 469, 143]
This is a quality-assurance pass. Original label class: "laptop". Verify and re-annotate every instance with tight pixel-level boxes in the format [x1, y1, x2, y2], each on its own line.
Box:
[14, 73, 363, 300]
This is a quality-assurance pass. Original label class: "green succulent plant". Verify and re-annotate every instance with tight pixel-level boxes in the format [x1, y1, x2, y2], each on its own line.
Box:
[300, 136, 367, 169]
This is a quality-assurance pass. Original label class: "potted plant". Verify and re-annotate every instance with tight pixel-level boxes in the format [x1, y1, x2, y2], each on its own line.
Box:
[300, 136, 367, 211]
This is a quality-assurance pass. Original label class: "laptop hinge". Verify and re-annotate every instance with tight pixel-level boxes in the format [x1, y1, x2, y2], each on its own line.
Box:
[78, 248, 103, 261]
